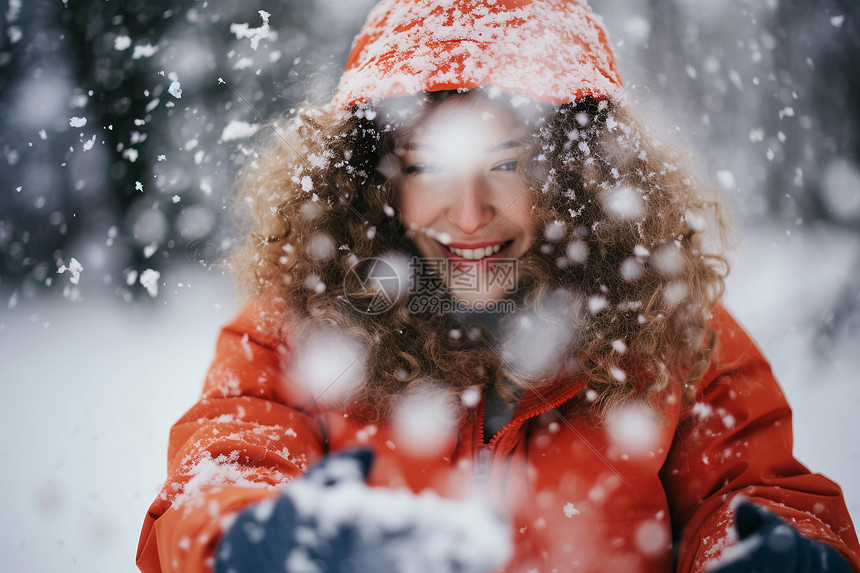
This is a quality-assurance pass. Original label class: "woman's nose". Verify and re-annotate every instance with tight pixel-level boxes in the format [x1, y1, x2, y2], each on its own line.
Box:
[446, 176, 496, 235]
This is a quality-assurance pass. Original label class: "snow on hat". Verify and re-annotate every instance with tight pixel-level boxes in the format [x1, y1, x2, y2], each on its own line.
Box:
[332, 0, 623, 110]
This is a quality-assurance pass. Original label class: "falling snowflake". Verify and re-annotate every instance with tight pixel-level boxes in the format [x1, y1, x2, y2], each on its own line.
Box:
[57, 258, 83, 284]
[140, 269, 161, 297]
[168, 81, 182, 99]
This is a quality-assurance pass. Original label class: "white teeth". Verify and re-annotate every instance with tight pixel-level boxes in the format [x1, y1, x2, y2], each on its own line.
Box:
[449, 243, 505, 260]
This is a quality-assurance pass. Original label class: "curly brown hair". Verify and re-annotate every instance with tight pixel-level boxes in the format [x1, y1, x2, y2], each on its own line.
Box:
[232, 90, 729, 422]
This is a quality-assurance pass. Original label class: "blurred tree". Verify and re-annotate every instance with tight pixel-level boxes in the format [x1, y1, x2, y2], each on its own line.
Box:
[766, 0, 860, 226]
[774, 0, 860, 353]
[0, 0, 372, 302]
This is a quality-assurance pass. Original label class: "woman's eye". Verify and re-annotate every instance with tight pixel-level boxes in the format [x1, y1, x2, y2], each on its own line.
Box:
[403, 163, 441, 175]
[493, 160, 519, 172]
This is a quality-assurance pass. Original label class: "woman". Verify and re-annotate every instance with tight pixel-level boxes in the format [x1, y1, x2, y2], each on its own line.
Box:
[137, 1, 860, 572]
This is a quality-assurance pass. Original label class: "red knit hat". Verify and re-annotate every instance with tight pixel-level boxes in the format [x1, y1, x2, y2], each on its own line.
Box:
[332, 0, 623, 110]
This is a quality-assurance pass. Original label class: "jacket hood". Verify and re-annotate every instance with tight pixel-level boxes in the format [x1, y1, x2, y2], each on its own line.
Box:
[332, 0, 623, 110]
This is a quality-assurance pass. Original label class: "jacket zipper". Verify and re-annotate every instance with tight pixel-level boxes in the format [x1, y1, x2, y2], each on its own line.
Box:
[472, 382, 584, 489]
[473, 398, 492, 488]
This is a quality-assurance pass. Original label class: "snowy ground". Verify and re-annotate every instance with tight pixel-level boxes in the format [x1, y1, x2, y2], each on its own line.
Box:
[0, 267, 239, 572]
[0, 223, 858, 572]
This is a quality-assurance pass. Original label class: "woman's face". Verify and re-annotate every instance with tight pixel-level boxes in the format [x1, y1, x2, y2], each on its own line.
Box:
[397, 96, 536, 305]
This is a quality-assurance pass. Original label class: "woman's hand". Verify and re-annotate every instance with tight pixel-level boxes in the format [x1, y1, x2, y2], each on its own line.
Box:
[214, 449, 509, 573]
[706, 501, 853, 573]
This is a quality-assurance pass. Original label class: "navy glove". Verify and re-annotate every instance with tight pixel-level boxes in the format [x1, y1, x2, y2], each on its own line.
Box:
[706, 501, 852, 573]
[214, 449, 508, 573]
[215, 449, 375, 573]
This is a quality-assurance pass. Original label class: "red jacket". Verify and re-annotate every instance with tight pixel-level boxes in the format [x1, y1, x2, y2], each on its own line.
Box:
[136, 297, 860, 572]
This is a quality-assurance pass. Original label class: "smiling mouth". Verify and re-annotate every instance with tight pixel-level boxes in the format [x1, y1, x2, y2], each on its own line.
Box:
[443, 240, 513, 260]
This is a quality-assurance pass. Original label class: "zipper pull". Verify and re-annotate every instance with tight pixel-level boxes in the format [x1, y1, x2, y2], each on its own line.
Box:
[474, 446, 492, 488]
